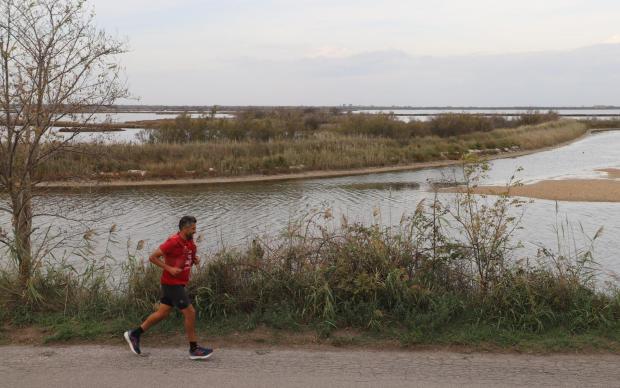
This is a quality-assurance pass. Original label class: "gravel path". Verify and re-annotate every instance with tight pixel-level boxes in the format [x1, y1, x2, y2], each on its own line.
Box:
[1, 345, 619, 388]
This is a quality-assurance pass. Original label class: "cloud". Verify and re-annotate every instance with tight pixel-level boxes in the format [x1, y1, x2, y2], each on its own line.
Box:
[93, 0, 620, 104]
[306, 46, 355, 59]
[604, 35, 620, 44]
[127, 44, 620, 106]
[93, 0, 620, 60]
[92, 0, 193, 17]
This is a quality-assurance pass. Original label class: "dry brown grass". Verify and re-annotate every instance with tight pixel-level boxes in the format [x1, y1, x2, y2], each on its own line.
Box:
[38, 120, 587, 182]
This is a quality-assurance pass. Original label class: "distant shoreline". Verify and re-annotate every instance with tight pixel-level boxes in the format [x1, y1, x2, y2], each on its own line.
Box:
[99, 105, 620, 112]
[40, 128, 616, 190]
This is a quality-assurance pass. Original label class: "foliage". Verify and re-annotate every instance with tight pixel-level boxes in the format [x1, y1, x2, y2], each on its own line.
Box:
[1, 161, 617, 341]
[38, 120, 587, 181]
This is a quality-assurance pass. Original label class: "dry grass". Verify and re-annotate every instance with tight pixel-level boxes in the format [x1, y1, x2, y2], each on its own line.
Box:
[38, 120, 587, 182]
[460, 120, 587, 150]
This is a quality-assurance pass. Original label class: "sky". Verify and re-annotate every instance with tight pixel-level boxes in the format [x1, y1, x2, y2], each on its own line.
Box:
[91, 0, 620, 106]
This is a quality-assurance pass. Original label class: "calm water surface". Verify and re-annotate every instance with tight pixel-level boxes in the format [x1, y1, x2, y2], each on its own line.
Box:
[2, 131, 619, 277]
[354, 108, 620, 122]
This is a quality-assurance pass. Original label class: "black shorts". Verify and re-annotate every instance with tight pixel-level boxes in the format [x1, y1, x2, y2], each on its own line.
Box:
[160, 284, 191, 310]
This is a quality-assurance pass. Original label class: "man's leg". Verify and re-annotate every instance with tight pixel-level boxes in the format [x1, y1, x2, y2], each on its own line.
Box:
[124, 303, 172, 355]
[181, 304, 212, 360]
[141, 303, 172, 331]
[180, 304, 197, 343]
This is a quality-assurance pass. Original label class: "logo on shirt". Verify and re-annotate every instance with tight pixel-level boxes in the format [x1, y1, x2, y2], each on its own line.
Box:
[183, 244, 193, 270]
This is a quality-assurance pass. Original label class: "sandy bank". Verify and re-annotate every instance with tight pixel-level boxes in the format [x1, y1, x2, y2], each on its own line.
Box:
[448, 164, 620, 203]
[452, 179, 620, 203]
[597, 168, 620, 179]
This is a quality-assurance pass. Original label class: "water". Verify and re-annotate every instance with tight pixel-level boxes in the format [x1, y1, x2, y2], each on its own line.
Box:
[483, 131, 620, 184]
[354, 108, 620, 116]
[75, 112, 233, 123]
[2, 131, 619, 277]
[49, 127, 144, 144]
[47, 110, 617, 144]
[354, 109, 620, 122]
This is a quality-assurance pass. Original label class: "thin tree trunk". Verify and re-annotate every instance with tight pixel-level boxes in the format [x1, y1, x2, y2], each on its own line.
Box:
[12, 185, 33, 291]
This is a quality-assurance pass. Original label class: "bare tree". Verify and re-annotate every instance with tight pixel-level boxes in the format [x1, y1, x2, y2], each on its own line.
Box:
[0, 0, 128, 291]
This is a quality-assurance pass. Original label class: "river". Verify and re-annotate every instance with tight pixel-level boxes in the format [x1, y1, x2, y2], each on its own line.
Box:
[2, 130, 619, 278]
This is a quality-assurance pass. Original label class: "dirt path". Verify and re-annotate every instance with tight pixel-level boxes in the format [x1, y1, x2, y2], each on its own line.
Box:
[2, 345, 619, 387]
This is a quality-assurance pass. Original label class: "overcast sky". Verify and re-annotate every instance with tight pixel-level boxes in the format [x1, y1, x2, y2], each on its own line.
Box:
[91, 0, 620, 106]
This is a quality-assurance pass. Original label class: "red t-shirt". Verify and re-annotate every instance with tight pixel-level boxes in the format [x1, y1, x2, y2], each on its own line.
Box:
[159, 233, 196, 286]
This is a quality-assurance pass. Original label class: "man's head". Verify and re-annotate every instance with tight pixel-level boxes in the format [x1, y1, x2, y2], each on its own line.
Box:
[179, 216, 197, 239]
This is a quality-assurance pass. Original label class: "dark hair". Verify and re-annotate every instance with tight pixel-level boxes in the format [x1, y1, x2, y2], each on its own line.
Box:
[179, 216, 197, 230]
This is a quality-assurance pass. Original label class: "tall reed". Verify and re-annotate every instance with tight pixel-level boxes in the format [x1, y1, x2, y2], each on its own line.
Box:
[2, 162, 617, 336]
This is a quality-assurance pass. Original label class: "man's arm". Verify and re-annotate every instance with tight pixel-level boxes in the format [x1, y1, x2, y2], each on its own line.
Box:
[149, 248, 182, 276]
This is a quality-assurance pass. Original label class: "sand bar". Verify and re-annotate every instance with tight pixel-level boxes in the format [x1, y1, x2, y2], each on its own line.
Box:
[453, 179, 620, 202]
[597, 168, 620, 179]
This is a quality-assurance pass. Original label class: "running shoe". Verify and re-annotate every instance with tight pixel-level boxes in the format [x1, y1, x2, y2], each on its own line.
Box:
[189, 346, 213, 360]
[124, 330, 141, 355]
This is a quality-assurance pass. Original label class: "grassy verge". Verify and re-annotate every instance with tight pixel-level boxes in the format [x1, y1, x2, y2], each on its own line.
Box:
[39, 120, 587, 181]
[2, 163, 619, 352]
[5, 312, 620, 353]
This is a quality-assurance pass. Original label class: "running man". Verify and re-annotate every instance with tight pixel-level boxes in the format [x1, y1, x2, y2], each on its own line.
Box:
[124, 216, 213, 360]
